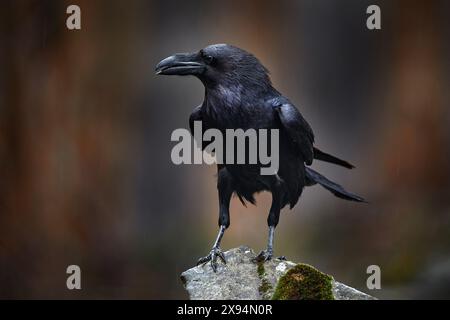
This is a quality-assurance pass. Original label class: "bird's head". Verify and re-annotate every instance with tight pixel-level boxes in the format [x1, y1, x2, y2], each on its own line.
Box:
[155, 44, 272, 91]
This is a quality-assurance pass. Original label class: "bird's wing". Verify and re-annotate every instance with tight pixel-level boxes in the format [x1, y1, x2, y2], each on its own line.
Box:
[189, 104, 213, 150]
[275, 102, 315, 165]
[189, 104, 203, 136]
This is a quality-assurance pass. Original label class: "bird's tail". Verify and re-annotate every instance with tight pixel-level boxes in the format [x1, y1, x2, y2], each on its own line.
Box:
[305, 167, 366, 202]
[313, 147, 355, 169]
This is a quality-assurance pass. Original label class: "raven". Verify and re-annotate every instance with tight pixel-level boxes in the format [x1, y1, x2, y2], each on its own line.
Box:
[156, 44, 365, 271]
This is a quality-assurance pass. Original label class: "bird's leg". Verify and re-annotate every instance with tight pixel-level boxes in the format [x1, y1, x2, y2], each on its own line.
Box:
[197, 225, 227, 271]
[197, 168, 232, 272]
[255, 226, 275, 261]
[254, 181, 282, 262]
[254, 225, 277, 262]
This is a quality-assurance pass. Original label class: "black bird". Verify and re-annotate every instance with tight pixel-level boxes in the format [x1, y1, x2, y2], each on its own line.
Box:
[156, 44, 365, 271]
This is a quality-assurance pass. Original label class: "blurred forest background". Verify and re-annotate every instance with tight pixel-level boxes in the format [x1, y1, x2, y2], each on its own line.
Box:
[1, 0, 449, 299]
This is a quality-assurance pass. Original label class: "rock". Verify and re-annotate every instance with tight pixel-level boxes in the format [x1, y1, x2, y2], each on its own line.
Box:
[181, 246, 376, 300]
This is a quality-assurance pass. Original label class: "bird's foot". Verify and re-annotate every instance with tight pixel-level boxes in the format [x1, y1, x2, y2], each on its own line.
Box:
[253, 249, 273, 262]
[196, 247, 226, 272]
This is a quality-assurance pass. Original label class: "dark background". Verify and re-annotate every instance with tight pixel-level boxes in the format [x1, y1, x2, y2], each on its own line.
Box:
[1, 0, 449, 299]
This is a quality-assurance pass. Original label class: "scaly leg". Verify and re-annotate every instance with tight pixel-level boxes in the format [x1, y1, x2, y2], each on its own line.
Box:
[254, 180, 282, 262]
[197, 225, 227, 272]
[197, 167, 233, 272]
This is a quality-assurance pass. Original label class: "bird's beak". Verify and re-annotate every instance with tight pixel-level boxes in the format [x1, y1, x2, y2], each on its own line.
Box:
[155, 52, 205, 76]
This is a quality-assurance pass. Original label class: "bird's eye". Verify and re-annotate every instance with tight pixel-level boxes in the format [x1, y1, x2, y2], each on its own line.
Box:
[203, 54, 214, 65]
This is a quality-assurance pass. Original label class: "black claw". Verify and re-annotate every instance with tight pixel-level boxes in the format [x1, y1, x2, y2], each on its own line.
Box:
[218, 251, 227, 264]
[253, 250, 273, 262]
[197, 247, 226, 272]
[196, 254, 211, 266]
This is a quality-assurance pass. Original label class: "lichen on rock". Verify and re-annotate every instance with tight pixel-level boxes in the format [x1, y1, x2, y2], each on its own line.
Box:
[272, 264, 334, 300]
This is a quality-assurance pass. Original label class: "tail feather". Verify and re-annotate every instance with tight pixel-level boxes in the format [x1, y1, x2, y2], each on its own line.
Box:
[313, 147, 355, 169]
[305, 167, 366, 202]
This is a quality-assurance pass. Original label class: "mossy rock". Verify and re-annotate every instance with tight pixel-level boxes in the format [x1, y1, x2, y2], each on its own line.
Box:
[272, 263, 334, 300]
[181, 246, 375, 300]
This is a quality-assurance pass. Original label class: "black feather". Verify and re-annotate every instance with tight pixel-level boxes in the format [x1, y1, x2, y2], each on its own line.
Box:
[313, 147, 355, 169]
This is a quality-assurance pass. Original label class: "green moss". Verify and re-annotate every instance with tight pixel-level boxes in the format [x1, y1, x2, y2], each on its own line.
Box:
[257, 262, 265, 277]
[272, 264, 334, 300]
[259, 278, 272, 296]
[256, 262, 272, 298]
